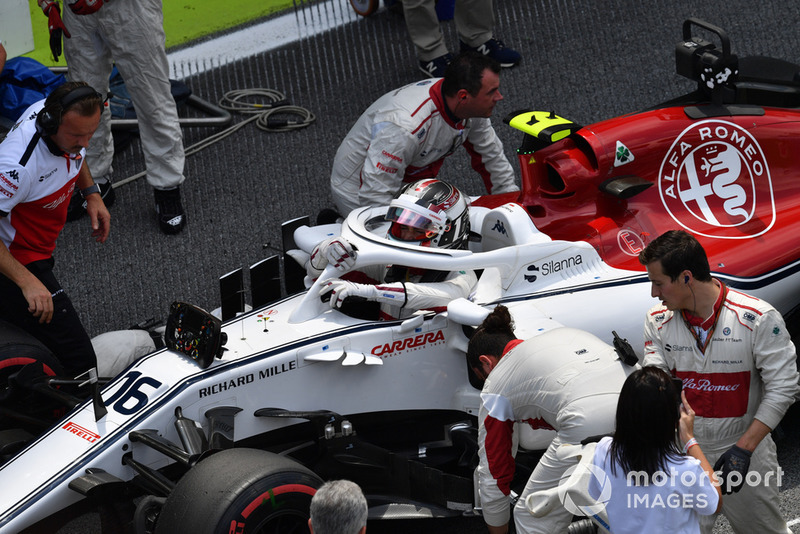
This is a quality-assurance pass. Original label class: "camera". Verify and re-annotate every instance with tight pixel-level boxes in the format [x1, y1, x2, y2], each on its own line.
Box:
[675, 18, 738, 103]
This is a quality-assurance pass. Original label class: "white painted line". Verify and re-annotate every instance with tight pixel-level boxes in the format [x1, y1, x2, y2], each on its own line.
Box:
[167, 0, 359, 78]
[787, 517, 800, 526]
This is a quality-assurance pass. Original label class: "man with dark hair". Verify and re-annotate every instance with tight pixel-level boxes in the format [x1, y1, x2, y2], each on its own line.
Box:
[308, 480, 368, 534]
[468, 305, 631, 534]
[640, 229, 799, 534]
[329, 52, 518, 215]
[0, 81, 110, 376]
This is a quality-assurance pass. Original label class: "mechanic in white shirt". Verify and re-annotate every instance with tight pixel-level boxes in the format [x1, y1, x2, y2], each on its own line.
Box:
[639, 229, 799, 534]
[467, 304, 633, 534]
[0, 82, 110, 376]
[311, 179, 477, 320]
[329, 52, 518, 216]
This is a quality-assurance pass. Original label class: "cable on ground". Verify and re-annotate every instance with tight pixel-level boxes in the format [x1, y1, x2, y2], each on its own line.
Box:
[115, 88, 315, 188]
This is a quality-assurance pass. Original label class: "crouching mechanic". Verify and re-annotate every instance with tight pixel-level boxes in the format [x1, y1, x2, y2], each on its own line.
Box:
[0, 81, 110, 377]
[468, 305, 634, 534]
[311, 179, 477, 320]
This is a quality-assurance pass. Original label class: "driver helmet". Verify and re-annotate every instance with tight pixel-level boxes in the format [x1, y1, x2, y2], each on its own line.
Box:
[385, 179, 470, 249]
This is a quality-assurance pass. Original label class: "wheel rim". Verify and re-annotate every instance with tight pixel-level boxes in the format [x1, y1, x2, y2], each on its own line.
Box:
[235, 482, 317, 534]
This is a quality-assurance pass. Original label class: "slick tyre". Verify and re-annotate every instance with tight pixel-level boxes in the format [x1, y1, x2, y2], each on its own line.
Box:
[155, 448, 323, 534]
[0, 320, 62, 402]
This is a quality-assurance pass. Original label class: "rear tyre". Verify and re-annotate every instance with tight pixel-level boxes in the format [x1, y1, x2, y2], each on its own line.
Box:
[155, 448, 323, 534]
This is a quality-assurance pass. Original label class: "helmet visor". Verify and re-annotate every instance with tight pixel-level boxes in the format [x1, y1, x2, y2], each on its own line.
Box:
[386, 207, 439, 241]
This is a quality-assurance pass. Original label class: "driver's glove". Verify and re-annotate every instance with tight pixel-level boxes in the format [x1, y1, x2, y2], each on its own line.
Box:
[320, 279, 406, 309]
[41, 0, 71, 61]
[68, 0, 104, 15]
[308, 237, 357, 278]
[713, 444, 752, 494]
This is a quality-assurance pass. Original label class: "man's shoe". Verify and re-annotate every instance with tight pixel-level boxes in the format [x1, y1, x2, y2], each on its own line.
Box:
[460, 38, 521, 67]
[154, 187, 186, 234]
[66, 180, 116, 222]
[419, 53, 454, 78]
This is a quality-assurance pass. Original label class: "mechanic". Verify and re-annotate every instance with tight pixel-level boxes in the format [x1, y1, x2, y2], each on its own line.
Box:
[38, 0, 188, 234]
[308, 479, 368, 534]
[329, 52, 518, 216]
[468, 304, 633, 534]
[0, 81, 110, 376]
[313, 179, 477, 320]
[639, 229, 799, 534]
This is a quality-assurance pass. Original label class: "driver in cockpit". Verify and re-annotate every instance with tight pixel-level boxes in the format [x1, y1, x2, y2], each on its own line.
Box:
[310, 179, 477, 320]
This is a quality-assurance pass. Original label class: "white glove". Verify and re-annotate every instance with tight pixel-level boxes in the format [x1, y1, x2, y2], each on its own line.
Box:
[319, 279, 406, 309]
[309, 237, 357, 277]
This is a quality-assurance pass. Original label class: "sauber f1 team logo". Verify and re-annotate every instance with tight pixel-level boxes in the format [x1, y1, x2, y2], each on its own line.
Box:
[659, 120, 775, 239]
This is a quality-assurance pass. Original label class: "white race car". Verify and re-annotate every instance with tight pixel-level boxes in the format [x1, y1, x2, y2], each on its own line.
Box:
[2, 19, 800, 533]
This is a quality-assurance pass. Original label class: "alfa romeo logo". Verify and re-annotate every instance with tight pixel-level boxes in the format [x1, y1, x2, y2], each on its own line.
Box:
[658, 120, 775, 239]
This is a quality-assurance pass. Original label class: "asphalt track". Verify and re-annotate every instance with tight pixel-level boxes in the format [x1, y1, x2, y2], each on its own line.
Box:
[37, 0, 800, 531]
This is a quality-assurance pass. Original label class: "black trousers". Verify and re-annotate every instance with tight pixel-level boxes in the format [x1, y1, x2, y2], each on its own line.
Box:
[0, 258, 97, 377]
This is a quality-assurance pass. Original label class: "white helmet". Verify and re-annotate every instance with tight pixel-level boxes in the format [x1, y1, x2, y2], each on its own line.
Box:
[385, 179, 470, 249]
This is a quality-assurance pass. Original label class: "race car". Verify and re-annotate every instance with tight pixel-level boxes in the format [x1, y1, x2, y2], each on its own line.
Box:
[1, 18, 800, 533]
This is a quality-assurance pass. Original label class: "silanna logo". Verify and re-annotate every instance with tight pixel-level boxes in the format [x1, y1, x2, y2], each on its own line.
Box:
[658, 120, 775, 239]
[524, 255, 583, 283]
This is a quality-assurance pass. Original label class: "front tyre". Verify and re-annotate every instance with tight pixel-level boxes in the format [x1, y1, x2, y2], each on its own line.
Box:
[155, 448, 323, 534]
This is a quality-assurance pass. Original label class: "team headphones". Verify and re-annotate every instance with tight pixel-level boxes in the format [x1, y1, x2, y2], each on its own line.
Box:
[36, 85, 103, 137]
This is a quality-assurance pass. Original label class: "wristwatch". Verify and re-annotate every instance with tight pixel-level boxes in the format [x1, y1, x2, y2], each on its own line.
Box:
[80, 183, 101, 198]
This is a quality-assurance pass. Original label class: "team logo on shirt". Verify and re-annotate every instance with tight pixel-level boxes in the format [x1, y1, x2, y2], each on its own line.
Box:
[39, 168, 58, 182]
[43, 190, 72, 210]
[1, 173, 18, 192]
[659, 120, 774, 239]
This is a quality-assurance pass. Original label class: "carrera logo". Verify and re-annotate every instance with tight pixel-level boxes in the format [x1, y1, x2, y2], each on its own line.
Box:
[1, 174, 18, 190]
[659, 120, 774, 239]
[62, 422, 100, 443]
[381, 150, 402, 162]
[371, 330, 444, 357]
